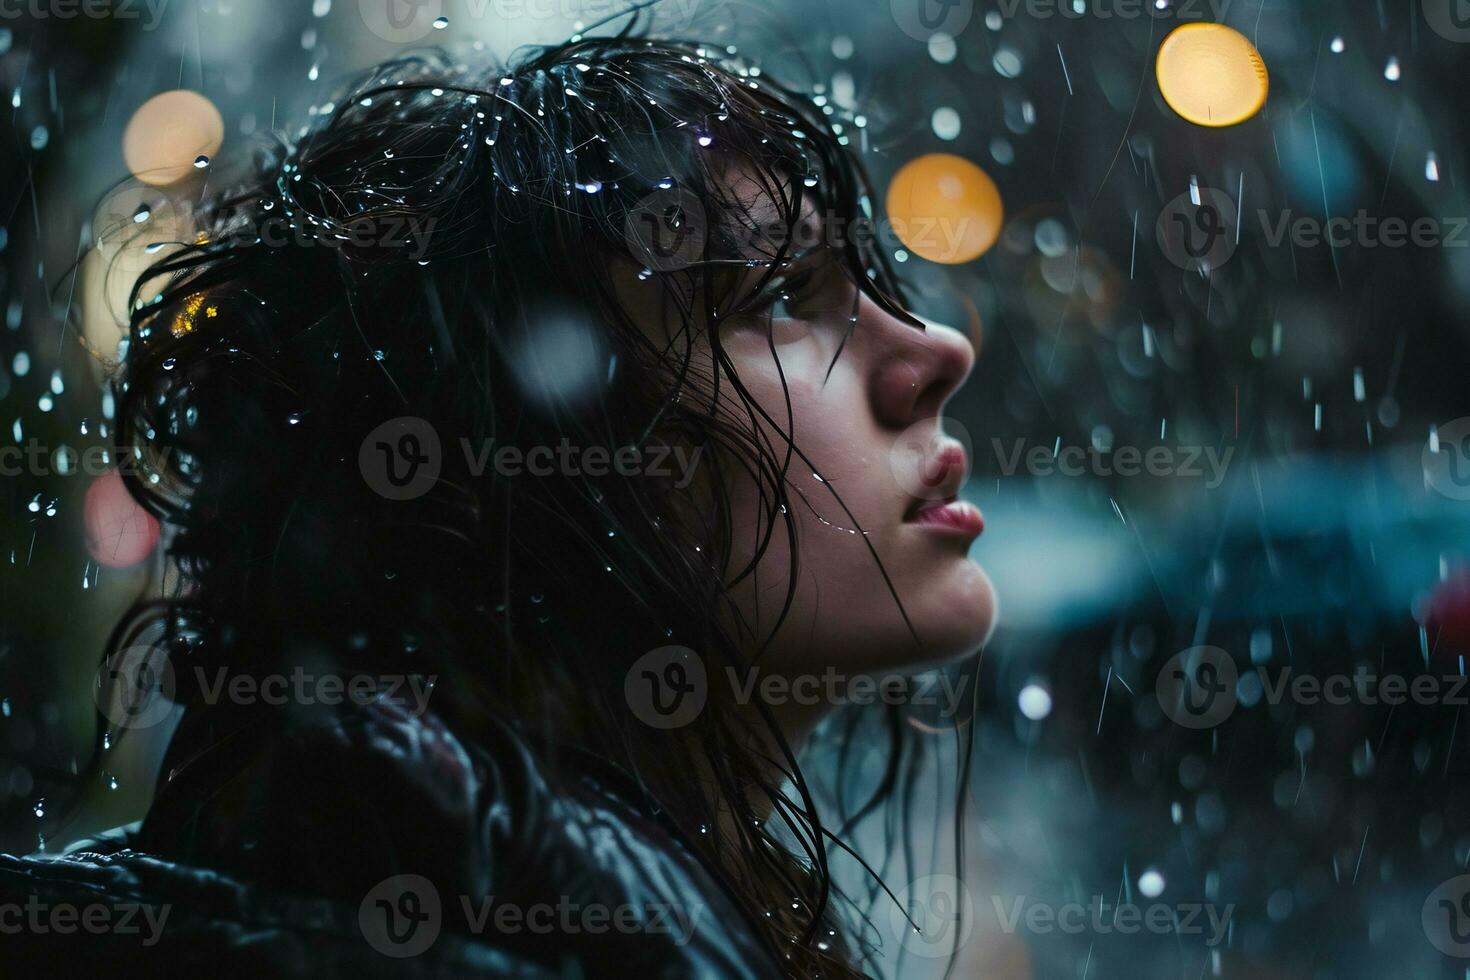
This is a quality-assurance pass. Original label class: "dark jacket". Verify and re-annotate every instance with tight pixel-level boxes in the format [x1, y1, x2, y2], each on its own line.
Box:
[0, 697, 781, 978]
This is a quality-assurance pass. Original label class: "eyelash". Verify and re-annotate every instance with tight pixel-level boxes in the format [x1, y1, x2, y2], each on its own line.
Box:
[746, 270, 816, 319]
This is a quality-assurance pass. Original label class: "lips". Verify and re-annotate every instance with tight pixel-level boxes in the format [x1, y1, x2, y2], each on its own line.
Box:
[900, 435, 982, 537]
[910, 498, 985, 537]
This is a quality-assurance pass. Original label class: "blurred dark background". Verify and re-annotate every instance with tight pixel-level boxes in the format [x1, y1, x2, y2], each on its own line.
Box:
[3, 0, 1470, 977]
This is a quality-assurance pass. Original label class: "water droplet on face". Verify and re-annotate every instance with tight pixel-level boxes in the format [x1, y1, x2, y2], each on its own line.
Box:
[194, 155, 210, 169]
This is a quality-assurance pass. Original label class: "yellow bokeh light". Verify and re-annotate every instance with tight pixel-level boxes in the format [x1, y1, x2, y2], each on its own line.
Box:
[78, 182, 192, 361]
[886, 153, 1003, 265]
[122, 90, 224, 187]
[1155, 23, 1269, 128]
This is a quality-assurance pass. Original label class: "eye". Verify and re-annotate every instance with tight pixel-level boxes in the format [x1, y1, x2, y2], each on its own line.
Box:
[769, 292, 797, 319]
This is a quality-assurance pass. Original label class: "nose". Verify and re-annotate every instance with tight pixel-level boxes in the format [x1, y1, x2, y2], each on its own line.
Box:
[868, 301, 976, 429]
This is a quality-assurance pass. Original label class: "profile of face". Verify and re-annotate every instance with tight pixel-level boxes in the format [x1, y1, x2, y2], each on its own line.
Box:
[620, 170, 995, 690]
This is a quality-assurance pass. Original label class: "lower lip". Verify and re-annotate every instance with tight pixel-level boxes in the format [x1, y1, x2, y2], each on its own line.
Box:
[910, 500, 985, 538]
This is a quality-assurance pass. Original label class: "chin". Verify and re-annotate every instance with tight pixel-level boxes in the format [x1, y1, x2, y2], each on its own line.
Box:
[910, 558, 997, 664]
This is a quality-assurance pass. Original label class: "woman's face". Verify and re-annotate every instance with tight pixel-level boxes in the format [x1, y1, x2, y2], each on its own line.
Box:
[622, 170, 995, 690]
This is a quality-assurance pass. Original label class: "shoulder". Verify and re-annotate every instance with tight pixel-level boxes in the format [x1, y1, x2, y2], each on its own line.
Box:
[140, 695, 777, 977]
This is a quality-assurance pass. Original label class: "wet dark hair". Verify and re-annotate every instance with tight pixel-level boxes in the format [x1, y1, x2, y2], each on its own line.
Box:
[90, 14, 968, 978]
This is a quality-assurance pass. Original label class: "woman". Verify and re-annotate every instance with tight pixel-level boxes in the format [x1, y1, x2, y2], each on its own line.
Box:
[6, 25, 993, 979]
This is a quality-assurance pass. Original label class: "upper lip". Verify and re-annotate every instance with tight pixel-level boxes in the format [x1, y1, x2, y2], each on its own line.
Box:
[902, 438, 969, 521]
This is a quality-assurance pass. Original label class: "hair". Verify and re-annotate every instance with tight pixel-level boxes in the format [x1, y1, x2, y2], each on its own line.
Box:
[85, 13, 969, 978]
